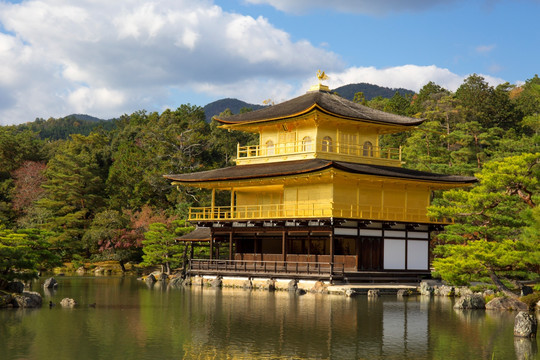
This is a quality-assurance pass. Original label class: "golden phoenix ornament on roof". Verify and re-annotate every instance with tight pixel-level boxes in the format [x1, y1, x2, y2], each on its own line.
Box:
[317, 70, 329, 83]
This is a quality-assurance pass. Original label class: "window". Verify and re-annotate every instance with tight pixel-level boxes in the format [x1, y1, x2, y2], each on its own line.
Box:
[302, 136, 312, 151]
[322, 136, 333, 152]
[265, 140, 275, 155]
[363, 141, 373, 157]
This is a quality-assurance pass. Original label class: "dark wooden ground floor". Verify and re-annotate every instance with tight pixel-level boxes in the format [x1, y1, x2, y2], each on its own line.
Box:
[183, 218, 439, 282]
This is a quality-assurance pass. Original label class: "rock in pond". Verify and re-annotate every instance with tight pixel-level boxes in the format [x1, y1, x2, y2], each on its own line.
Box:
[210, 277, 222, 288]
[420, 281, 434, 296]
[287, 280, 297, 292]
[168, 276, 184, 288]
[144, 274, 156, 285]
[514, 311, 537, 338]
[367, 289, 380, 298]
[12, 291, 42, 308]
[150, 271, 168, 281]
[397, 289, 411, 297]
[436, 285, 455, 297]
[455, 287, 473, 297]
[295, 288, 307, 296]
[345, 289, 359, 297]
[312, 281, 327, 294]
[486, 297, 528, 311]
[242, 279, 253, 290]
[43, 277, 58, 289]
[0, 292, 13, 308]
[60, 298, 77, 308]
[453, 294, 485, 309]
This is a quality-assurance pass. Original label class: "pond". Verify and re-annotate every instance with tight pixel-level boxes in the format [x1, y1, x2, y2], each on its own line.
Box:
[0, 276, 538, 360]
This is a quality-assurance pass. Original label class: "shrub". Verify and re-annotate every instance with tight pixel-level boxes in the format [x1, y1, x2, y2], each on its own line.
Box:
[519, 292, 540, 311]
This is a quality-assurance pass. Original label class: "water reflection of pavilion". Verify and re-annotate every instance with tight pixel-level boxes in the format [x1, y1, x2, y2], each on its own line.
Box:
[182, 289, 429, 359]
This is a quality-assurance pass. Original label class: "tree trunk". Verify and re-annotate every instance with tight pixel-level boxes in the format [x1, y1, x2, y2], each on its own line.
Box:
[488, 270, 518, 299]
[119, 260, 126, 273]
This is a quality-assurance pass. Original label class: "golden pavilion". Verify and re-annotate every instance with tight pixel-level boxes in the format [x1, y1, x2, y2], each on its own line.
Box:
[164, 80, 476, 282]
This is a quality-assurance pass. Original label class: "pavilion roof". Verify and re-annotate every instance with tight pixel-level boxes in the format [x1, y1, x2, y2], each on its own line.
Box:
[177, 227, 211, 241]
[215, 90, 424, 127]
[164, 159, 477, 185]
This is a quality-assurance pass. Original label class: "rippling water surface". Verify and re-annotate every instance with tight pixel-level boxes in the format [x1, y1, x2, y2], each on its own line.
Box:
[0, 276, 538, 360]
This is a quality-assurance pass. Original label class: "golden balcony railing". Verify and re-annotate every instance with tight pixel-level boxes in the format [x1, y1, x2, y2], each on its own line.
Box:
[237, 140, 401, 161]
[188, 203, 452, 224]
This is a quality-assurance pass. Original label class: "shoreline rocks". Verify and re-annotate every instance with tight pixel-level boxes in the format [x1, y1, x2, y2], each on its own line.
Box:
[43, 277, 58, 289]
[12, 291, 43, 308]
[486, 297, 528, 311]
[514, 311, 537, 338]
[453, 294, 486, 310]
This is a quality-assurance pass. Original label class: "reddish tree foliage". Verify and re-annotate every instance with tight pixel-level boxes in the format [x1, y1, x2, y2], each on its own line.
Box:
[122, 205, 177, 247]
[11, 161, 47, 214]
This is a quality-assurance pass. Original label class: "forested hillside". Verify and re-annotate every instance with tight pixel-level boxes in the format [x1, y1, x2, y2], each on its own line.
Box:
[16, 115, 118, 140]
[203, 98, 266, 122]
[332, 82, 415, 101]
[0, 74, 538, 286]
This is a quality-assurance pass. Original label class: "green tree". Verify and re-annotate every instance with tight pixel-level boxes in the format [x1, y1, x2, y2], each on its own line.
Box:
[107, 106, 213, 213]
[141, 220, 194, 274]
[429, 153, 540, 295]
[352, 92, 367, 105]
[37, 132, 110, 257]
[0, 227, 60, 283]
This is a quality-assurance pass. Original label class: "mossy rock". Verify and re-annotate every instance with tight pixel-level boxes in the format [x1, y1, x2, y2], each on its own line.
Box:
[0, 291, 13, 308]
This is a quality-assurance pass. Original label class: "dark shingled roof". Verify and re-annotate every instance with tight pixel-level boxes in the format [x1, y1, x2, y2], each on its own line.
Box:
[177, 227, 211, 241]
[164, 159, 477, 184]
[215, 90, 424, 126]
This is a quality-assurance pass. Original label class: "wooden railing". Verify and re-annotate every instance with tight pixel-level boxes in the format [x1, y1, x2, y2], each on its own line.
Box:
[188, 203, 452, 224]
[237, 141, 401, 161]
[189, 259, 345, 277]
[189, 203, 332, 221]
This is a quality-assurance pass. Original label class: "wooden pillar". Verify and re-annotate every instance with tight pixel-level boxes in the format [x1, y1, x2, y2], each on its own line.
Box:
[210, 234, 214, 260]
[230, 188, 235, 218]
[329, 231, 334, 264]
[211, 188, 216, 218]
[229, 232, 233, 260]
[282, 231, 287, 262]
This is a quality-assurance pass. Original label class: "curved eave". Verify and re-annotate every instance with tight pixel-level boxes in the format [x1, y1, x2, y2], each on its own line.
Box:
[163, 160, 333, 185]
[217, 104, 424, 130]
[164, 159, 477, 189]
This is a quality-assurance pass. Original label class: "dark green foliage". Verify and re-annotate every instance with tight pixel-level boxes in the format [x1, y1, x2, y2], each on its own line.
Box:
[429, 153, 540, 288]
[107, 105, 213, 212]
[519, 292, 540, 311]
[141, 220, 194, 274]
[0, 227, 60, 282]
[36, 132, 111, 257]
[17, 115, 118, 141]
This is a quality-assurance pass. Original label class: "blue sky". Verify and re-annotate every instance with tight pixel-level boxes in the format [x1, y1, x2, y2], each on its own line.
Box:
[0, 0, 538, 124]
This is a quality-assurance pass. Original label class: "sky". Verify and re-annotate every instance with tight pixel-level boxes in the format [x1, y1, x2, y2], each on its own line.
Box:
[0, 0, 539, 125]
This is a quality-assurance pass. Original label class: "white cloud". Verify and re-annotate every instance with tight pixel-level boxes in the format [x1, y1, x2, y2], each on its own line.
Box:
[302, 65, 505, 93]
[0, 0, 341, 124]
[476, 44, 496, 54]
[67, 87, 126, 114]
[244, 0, 460, 15]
